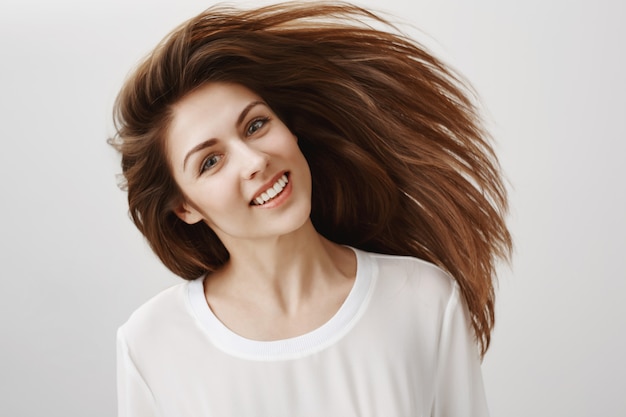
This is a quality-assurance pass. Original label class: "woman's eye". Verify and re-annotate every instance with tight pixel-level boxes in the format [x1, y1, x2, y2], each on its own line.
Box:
[246, 117, 269, 136]
[200, 154, 222, 173]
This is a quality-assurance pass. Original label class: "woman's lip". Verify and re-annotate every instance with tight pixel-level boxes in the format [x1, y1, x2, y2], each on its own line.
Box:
[250, 171, 289, 203]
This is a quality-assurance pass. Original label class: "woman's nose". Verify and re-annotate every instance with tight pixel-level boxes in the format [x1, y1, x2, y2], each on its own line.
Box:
[236, 142, 269, 179]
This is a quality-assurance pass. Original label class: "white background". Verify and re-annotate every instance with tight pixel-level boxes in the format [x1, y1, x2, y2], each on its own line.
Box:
[1, 0, 624, 416]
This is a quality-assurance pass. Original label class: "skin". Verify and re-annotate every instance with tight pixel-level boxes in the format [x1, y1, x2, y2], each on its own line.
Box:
[167, 82, 356, 340]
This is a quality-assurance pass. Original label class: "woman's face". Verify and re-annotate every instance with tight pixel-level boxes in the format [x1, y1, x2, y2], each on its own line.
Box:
[166, 82, 312, 245]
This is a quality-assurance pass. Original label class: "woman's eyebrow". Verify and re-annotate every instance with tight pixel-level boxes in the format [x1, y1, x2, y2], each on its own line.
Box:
[237, 100, 265, 126]
[183, 138, 218, 171]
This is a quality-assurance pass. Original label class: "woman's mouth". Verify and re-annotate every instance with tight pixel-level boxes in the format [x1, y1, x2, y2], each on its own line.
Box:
[251, 173, 289, 206]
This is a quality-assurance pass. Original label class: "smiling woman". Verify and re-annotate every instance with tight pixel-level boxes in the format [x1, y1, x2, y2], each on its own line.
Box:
[110, 2, 511, 416]
[168, 83, 312, 243]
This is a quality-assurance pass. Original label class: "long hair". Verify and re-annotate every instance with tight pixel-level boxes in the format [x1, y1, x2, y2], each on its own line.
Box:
[111, 1, 512, 355]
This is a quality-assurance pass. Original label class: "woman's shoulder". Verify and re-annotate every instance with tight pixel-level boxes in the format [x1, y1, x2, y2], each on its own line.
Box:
[358, 249, 457, 306]
[118, 280, 198, 341]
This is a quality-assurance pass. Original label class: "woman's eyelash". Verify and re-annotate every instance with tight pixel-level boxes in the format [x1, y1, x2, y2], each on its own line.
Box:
[199, 154, 223, 174]
[246, 117, 270, 135]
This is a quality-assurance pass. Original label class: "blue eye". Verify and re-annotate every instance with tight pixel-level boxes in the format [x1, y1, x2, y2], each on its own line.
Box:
[246, 117, 269, 136]
[200, 154, 222, 173]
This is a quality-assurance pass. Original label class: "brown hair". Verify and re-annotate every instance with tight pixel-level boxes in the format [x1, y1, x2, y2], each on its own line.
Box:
[111, 1, 511, 355]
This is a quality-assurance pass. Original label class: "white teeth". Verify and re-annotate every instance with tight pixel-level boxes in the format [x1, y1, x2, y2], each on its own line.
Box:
[252, 174, 289, 205]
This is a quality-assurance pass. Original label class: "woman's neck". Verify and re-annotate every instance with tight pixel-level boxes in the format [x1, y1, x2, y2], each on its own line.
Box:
[203, 221, 356, 339]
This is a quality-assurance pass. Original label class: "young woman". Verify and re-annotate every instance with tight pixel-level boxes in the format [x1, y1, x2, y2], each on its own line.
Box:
[112, 2, 512, 416]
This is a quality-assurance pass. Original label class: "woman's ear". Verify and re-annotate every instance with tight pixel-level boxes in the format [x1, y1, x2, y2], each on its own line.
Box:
[173, 201, 204, 224]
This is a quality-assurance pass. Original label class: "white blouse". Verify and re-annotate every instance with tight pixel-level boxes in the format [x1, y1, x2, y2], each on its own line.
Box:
[117, 248, 489, 416]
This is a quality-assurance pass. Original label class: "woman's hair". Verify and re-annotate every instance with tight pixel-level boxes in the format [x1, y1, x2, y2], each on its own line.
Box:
[111, 1, 511, 355]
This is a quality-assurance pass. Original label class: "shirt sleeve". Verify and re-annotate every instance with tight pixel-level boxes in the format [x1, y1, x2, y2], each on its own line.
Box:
[431, 284, 490, 417]
[117, 328, 161, 417]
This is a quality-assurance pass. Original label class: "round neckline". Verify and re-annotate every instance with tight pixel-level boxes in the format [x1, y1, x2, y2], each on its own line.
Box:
[187, 247, 375, 360]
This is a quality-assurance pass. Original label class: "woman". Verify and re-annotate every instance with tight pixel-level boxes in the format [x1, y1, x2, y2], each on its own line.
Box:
[112, 2, 511, 416]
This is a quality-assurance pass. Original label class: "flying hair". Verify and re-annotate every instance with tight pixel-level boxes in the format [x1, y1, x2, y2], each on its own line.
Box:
[110, 1, 512, 356]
